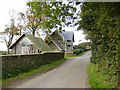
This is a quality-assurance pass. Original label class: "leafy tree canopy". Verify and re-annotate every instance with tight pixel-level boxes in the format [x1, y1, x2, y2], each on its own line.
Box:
[27, 1, 77, 35]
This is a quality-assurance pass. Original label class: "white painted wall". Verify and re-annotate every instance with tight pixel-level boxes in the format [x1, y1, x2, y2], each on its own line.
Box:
[65, 40, 73, 52]
[13, 37, 39, 54]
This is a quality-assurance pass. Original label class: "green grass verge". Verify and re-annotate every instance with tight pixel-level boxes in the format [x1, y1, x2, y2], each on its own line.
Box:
[88, 63, 116, 88]
[65, 50, 90, 58]
[0, 80, 1, 89]
[2, 58, 67, 87]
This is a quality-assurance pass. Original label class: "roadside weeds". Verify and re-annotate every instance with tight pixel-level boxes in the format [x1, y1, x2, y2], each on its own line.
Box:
[88, 63, 116, 88]
[3, 58, 67, 87]
[3, 51, 90, 88]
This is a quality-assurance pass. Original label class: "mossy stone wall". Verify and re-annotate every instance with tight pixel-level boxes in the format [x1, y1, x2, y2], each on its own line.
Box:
[64, 52, 74, 57]
[2, 52, 64, 73]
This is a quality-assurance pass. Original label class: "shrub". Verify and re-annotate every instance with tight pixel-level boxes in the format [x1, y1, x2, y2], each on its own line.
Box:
[73, 49, 83, 55]
[78, 2, 120, 88]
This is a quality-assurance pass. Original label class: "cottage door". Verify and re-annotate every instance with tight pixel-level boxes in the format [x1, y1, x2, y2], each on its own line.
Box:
[21, 47, 26, 54]
[21, 43, 26, 54]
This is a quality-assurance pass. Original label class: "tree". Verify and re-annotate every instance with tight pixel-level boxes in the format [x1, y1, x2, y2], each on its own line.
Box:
[27, 2, 77, 36]
[0, 10, 19, 54]
[18, 10, 41, 36]
[78, 42, 91, 49]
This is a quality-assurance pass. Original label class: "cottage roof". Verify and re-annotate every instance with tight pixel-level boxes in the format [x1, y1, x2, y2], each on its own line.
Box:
[58, 31, 74, 41]
[51, 40, 64, 51]
[9, 34, 52, 51]
[48, 30, 74, 42]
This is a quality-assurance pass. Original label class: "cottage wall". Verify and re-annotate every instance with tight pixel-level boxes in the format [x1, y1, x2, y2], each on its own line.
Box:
[66, 40, 73, 52]
[12, 46, 16, 54]
[12, 37, 39, 54]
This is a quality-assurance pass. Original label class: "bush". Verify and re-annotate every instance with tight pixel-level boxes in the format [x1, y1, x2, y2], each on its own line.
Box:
[2, 58, 53, 79]
[79, 3, 120, 88]
[73, 49, 83, 55]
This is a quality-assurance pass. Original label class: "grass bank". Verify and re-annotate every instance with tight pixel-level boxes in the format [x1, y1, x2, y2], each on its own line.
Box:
[66, 50, 90, 58]
[75, 50, 90, 57]
[3, 58, 67, 87]
[88, 63, 116, 88]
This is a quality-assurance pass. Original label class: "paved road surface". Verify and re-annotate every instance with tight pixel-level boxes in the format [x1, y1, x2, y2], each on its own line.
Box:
[8, 51, 91, 88]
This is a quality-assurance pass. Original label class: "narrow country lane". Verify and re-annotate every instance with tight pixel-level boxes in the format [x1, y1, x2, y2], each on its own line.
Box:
[7, 51, 91, 88]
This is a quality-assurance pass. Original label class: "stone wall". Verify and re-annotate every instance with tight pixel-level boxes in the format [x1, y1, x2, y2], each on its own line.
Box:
[0, 56, 2, 89]
[1, 52, 64, 73]
[64, 52, 74, 57]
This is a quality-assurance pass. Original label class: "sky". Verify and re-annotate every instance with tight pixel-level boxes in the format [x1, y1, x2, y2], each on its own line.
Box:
[0, 0, 88, 51]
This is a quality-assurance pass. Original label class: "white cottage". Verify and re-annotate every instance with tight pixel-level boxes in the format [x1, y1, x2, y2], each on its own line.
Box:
[46, 30, 74, 52]
[9, 34, 52, 54]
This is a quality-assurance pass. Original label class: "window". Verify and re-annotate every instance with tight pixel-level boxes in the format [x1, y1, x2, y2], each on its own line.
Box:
[58, 39, 60, 43]
[21, 43, 25, 46]
[21, 42, 30, 47]
[67, 40, 71, 42]
[67, 45, 71, 47]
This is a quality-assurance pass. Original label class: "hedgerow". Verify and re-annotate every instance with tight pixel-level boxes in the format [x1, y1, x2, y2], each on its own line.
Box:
[77, 2, 120, 88]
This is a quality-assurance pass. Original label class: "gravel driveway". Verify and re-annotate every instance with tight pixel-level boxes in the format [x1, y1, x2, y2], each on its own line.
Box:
[7, 51, 91, 88]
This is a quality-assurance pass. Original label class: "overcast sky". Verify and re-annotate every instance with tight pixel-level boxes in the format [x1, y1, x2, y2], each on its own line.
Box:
[0, 0, 88, 51]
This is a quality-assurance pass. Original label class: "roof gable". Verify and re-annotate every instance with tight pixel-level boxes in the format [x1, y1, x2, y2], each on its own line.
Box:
[48, 30, 74, 42]
[9, 34, 52, 51]
[26, 34, 52, 51]
[9, 34, 26, 49]
[58, 31, 74, 41]
[51, 40, 64, 51]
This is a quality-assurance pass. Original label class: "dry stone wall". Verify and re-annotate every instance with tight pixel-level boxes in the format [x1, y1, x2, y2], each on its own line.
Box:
[1, 52, 64, 73]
